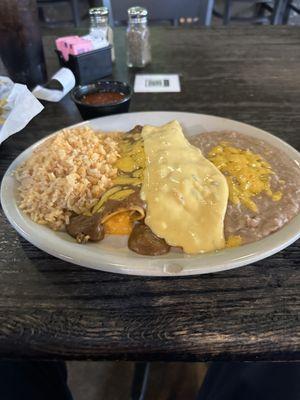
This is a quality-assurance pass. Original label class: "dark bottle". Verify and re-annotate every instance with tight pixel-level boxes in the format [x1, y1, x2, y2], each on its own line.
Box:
[0, 0, 47, 89]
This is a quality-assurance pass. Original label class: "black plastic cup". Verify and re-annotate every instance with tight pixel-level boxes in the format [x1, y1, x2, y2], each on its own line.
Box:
[70, 80, 132, 120]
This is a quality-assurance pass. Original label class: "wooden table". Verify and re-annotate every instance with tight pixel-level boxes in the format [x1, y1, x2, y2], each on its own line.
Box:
[0, 27, 299, 361]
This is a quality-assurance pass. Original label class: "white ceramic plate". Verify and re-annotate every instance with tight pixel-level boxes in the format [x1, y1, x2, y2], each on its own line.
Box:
[1, 112, 300, 276]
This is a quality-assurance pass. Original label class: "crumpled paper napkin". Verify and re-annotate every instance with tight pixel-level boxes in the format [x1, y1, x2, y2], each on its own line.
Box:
[0, 76, 44, 145]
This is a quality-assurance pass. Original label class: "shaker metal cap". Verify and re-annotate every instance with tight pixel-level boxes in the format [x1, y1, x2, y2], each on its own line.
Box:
[89, 7, 109, 16]
[128, 6, 148, 21]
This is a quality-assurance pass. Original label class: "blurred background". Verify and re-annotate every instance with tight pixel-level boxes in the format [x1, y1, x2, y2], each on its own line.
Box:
[38, 0, 300, 29]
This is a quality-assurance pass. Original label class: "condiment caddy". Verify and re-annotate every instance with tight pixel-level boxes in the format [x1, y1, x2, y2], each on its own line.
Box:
[55, 7, 114, 85]
[55, 46, 112, 86]
[54, 5, 152, 85]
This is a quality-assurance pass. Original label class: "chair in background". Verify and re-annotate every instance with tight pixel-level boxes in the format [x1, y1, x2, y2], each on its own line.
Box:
[215, 0, 300, 25]
[37, 0, 81, 26]
[102, 0, 215, 26]
[271, 0, 300, 23]
[37, 0, 102, 27]
[214, 0, 276, 25]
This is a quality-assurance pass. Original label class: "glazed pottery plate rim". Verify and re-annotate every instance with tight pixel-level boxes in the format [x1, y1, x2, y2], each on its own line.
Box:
[1, 111, 300, 276]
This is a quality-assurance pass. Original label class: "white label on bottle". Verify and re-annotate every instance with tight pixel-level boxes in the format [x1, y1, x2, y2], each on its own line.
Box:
[134, 74, 181, 93]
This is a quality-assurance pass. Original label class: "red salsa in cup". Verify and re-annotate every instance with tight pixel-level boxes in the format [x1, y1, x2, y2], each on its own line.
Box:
[80, 91, 125, 106]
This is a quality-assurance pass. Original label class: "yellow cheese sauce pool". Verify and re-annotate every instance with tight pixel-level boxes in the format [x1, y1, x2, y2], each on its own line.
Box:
[141, 121, 229, 254]
[208, 142, 282, 212]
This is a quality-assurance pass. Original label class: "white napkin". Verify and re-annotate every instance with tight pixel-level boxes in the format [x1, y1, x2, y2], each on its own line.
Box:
[0, 77, 44, 145]
[32, 68, 76, 102]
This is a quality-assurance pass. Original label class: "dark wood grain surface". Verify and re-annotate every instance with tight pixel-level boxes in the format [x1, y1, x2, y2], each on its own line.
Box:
[0, 27, 300, 361]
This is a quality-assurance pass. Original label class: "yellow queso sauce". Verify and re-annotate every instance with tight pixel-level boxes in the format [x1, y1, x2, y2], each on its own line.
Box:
[141, 121, 229, 254]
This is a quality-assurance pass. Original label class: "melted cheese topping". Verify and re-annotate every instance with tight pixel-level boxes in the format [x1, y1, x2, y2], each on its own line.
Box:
[226, 235, 242, 248]
[208, 142, 282, 212]
[113, 135, 145, 186]
[141, 121, 229, 254]
[104, 211, 133, 235]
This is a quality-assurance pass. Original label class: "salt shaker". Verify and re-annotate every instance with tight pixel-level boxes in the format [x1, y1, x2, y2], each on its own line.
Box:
[126, 7, 151, 68]
[88, 7, 115, 62]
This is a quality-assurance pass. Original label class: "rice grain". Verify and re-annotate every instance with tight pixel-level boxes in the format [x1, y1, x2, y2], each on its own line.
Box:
[15, 125, 119, 230]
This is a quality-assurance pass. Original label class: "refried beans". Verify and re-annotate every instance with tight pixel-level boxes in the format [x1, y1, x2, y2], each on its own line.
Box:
[190, 131, 300, 245]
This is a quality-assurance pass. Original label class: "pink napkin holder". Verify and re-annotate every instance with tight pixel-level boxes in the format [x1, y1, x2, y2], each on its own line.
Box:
[55, 36, 93, 61]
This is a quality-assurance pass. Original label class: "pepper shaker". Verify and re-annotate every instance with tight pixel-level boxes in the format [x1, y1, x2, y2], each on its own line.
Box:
[126, 7, 151, 68]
